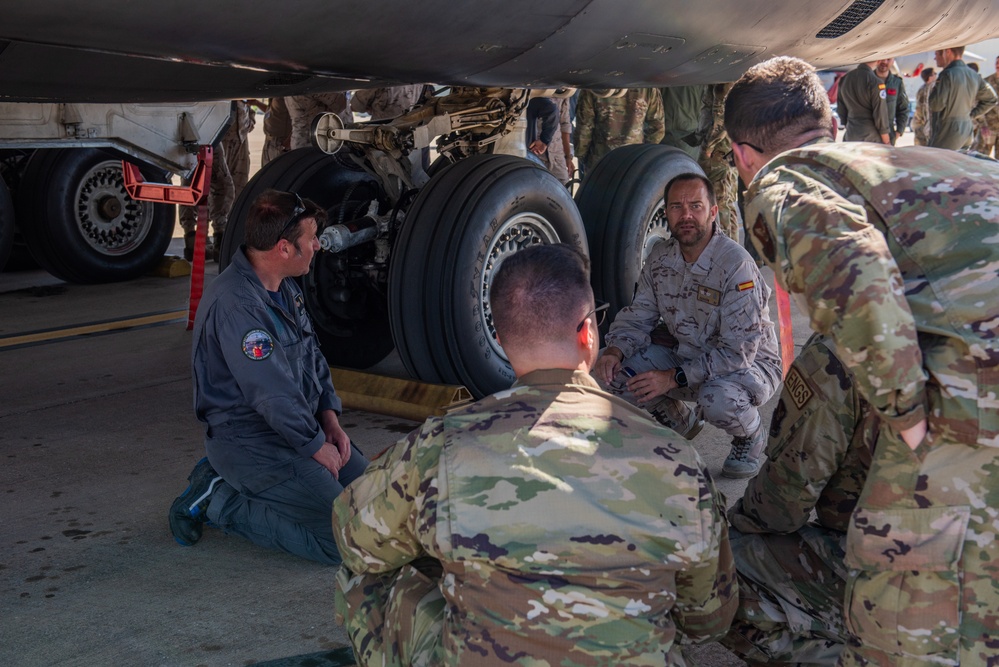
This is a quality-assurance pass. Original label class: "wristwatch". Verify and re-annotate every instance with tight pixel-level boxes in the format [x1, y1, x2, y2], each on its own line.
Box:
[673, 367, 688, 388]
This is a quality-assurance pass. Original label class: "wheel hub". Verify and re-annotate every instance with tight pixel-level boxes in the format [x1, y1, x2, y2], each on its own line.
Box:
[643, 197, 670, 264]
[75, 160, 154, 256]
[479, 212, 560, 362]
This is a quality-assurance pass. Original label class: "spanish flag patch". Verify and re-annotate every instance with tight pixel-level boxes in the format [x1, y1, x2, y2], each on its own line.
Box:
[737, 280, 755, 291]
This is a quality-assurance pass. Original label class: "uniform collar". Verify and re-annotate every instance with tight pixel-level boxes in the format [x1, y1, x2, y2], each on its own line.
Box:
[513, 368, 601, 391]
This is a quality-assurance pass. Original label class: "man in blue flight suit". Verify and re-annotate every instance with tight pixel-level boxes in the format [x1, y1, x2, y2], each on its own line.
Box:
[169, 189, 368, 565]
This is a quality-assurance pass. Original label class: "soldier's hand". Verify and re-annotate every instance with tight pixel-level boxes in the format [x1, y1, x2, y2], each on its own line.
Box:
[594, 349, 622, 385]
[627, 369, 676, 404]
[900, 418, 928, 451]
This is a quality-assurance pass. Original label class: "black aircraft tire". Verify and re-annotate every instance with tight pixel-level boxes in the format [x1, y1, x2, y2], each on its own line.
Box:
[221, 148, 394, 370]
[389, 155, 587, 398]
[575, 144, 702, 316]
[16, 148, 174, 284]
[0, 177, 14, 272]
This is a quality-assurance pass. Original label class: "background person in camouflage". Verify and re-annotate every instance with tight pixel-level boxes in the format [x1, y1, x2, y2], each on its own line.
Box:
[574, 87, 665, 176]
[660, 84, 707, 160]
[836, 60, 890, 144]
[725, 55, 999, 666]
[331, 243, 737, 667]
[350, 84, 426, 121]
[179, 135, 234, 262]
[912, 68, 936, 146]
[261, 97, 291, 166]
[593, 174, 782, 479]
[874, 58, 909, 145]
[697, 82, 740, 241]
[721, 334, 876, 666]
[974, 55, 999, 156]
[287, 92, 353, 150]
[928, 45, 998, 149]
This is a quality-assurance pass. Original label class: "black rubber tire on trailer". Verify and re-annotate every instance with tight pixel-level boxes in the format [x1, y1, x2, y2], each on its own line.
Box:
[15, 148, 174, 283]
[575, 144, 703, 317]
[0, 177, 14, 272]
[220, 148, 394, 370]
[389, 154, 587, 398]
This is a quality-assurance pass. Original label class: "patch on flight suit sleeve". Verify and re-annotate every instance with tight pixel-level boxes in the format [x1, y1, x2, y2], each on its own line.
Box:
[737, 280, 755, 291]
[783, 365, 814, 410]
[696, 284, 721, 306]
[751, 213, 776, 263]
[242, 329, 274, 360]
[878, 83, 887, 99]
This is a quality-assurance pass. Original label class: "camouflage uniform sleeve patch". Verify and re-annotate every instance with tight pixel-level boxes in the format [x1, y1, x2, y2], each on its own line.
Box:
[782, 365, 814, 410]
[696, 284, 722, 306]
[751, 213, 777, 264]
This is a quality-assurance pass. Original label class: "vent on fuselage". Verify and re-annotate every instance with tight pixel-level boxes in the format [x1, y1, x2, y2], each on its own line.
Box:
[816, 0, 886, 38]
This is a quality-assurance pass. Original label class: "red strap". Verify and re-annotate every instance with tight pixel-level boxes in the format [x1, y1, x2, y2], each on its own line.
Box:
[775, 282, 794, 378]
[121, 146, 213, 329]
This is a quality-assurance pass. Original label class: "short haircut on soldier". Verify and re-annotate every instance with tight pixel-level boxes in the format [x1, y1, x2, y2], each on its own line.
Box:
[950, 46, 966, 58]
[921, 68, 935, 82]
[665, 173, 716, 207]
[489, 244, 592, 349]
[244, 189, 326, 251]
[724, 56, 833, 154]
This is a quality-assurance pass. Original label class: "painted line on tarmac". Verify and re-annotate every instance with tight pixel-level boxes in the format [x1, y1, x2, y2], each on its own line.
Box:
[0, 309, 187, 351]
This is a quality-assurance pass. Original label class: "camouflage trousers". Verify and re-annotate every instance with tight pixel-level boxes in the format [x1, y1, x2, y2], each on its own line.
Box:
[721, 526, 847, 665]
[973, 124, 998, 157]
[261, 137, 287, 167]
[603, 344, 776, 438]
[178, 142, 234, 238]
[699, 153, 741, 242]
[840, 337, 999, 666]
[222, 127, 251, 199]
[335, 560, 446, 667]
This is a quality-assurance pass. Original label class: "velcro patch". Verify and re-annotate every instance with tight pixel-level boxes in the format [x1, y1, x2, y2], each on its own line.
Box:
[783, 365, 814, 410]
[242, 329, 274, 360]
[696, 284, 721, 306]
[751, 213, 776, 263]
[738, 280, 755, 292]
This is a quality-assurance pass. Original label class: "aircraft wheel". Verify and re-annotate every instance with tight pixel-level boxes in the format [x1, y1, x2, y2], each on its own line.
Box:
[16, 148, 174, 283]
[0, 177, 14, 271]
[221, 148, 395, 369]
[389, 155, 586, 397]
[575, 144, 702, 316]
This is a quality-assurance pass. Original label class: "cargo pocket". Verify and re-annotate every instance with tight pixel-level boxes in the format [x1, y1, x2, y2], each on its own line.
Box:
[844, 505, 969, 659]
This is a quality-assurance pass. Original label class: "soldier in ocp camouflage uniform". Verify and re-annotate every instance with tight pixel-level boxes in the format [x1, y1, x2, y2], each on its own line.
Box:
[721, 334, 876, 665]
[698, 82, 740, 241]
[574, 88, 665, 176]
[725, 56, 999, 666]
[332, 243, 737, 666]
[911, 68, 936, 146]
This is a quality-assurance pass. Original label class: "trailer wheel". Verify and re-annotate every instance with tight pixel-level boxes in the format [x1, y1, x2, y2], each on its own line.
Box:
[389, 155, 587, 397]
[221, 148, 394, 370]
[16, 148, 174, 283]
[575, 144, 702, 316]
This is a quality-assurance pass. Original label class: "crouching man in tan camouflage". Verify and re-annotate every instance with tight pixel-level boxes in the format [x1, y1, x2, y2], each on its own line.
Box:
[594, 174, 782, 479]
[331, 243, 737, 666]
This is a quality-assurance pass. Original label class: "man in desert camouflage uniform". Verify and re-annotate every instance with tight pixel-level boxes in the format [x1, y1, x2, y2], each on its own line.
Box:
[974, 55, 999, 157]
[261, 97, 291, 166]
[574, 87, 665, 176]
[221, 100, 255, 198]
[721, 334, 876, 665]
[698, 82, 740, 241]
[911, 68, 936, 146]
[725, 55, 999, 666]
[332, 243, 737, 667]
[350, 84, 425, 121]
[287, 92, 353, 150]
[179, 113, 235, 261]
[593, 174, 782, 480]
